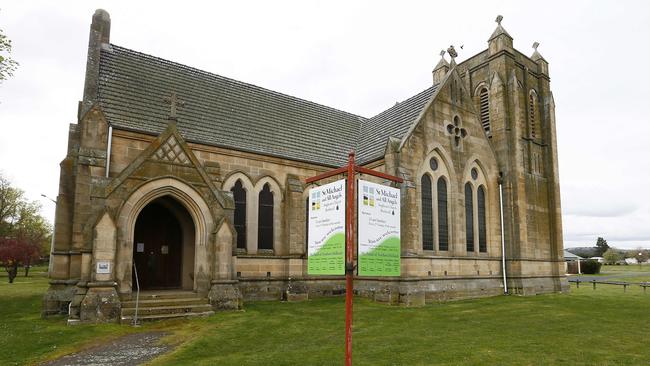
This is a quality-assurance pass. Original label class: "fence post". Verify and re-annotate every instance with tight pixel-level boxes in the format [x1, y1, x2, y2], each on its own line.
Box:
[623, 284, 627, 292]
[576, 279, 580, 289]
[592, 280, 596, 290]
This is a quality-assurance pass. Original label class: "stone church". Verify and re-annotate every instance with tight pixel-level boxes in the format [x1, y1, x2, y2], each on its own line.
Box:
[43, 10, 567, 322]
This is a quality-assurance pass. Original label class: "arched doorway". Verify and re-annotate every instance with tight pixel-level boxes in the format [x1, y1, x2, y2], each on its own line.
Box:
[132, 196, 196, 290]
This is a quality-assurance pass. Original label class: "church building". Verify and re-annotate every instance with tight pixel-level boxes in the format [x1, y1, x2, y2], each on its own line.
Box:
[43, 10, 568, 322]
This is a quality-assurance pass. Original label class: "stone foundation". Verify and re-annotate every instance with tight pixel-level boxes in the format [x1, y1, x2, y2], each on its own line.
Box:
[43, 275, 569, 322]
[235, 275, 569, 305]
[42, 281, 78, 317]
[208, 280, 243, 310]
[79, 282, 121, 323]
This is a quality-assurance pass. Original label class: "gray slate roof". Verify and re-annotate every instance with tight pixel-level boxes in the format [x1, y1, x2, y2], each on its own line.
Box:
[357, 85, 438, 162]
[97, 44, 437, 167]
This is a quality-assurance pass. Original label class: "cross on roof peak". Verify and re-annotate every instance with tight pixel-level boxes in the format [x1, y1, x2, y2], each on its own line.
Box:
[163, 92, 185, 120]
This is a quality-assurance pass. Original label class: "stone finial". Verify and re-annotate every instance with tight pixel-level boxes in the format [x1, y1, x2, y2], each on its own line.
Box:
[91, 9, 111, 45]
[533, 42, 539, 51]
[432, 49, 450, 84]
[164, 92, 185, 120]
[447, 45, 458, 59]
[496, 15, 503, 25]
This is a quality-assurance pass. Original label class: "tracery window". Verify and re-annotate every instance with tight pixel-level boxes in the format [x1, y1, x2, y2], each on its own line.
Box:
[258, 183, 274, 250]
[231, 179, 247, 249]
[421, 175, 434, 251]
[477, 185, 487, 253]
[421, 153, 451, 252]
[437, 177, 449, 251]
[465, 182, 474, 252]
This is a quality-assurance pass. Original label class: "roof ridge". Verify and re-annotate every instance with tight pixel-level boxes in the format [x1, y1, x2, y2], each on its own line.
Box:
[107, 44, 369, 122]
[367, 84, 439, 121]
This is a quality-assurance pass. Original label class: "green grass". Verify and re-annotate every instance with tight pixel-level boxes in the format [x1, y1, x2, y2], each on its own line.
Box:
[0, 266, 138, 365]
[600, 264, 650, 273]
[2, 271, 650, 365]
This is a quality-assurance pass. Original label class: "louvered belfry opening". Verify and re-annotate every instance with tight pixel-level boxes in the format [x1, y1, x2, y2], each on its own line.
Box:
[257, 183, 274, 250]
[465, 183, 474, 252]
[477, 185, 487, 253]
[437, 177, 449, 251]
[421, 175, 434, 250]
[231, 180, 247, 249]
[479, 88, 490, 133]
[529, 93, 536, 138]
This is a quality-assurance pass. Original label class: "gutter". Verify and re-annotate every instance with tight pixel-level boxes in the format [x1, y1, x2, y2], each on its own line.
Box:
[105, 125, 112, 178]
[498, 172, 508, 294]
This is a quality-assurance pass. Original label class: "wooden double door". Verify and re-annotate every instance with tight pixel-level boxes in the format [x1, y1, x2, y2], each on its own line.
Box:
[133, 201, 183, 290]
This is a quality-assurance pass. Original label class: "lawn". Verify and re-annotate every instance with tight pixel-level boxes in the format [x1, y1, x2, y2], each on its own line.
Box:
[600, 264, 650, 273]
[2, 269, 650, 365]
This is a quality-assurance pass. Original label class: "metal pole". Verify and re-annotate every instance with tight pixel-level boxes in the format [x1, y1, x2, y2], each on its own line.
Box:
[133, 262, 141, 326]
[345, 151, 355, 366]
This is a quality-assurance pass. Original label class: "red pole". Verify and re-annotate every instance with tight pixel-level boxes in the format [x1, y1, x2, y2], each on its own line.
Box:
[345, 151, 355, 366]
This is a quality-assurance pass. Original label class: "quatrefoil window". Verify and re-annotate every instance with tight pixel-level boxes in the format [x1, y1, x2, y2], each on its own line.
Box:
[446, 116, 468, 147]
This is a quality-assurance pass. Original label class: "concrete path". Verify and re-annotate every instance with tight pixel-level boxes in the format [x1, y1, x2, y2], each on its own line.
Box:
[42, 331, 171, 366]
[568, 271, 649, 283]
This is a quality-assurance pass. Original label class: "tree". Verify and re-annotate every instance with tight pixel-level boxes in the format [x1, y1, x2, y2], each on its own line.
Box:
[0, 13, 19, 83]
[0, 237, 39, 283]
[595, 237, 609, 257]
[602, 249, 622, 265]
[0, 173, 52, 278]
[635, 249, 649, 265]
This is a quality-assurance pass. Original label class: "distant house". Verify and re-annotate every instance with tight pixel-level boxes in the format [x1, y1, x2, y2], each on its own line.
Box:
[590, 257, 605, 263]
[625, 258, 639, 265]
[564, 250, 583, 274]
[564, 250, 583, 261]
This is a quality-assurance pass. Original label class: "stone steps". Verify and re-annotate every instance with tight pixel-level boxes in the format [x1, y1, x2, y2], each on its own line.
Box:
[121, 303, 213, 316]
[121, 297, 207, 308]
[120, 311, 215, 323]
[127, 291, 200, 301]
[120, 290, 213, 323]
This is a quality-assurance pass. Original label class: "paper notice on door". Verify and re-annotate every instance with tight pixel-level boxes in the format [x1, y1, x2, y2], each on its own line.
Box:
[137, 242, 145, 253]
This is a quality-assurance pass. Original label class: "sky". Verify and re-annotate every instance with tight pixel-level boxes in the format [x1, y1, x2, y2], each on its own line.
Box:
[1, 0, 649, 250]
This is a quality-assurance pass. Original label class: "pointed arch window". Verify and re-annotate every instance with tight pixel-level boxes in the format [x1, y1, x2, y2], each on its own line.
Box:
[479, 87, 490, 134]
[437, 177, 449, 251]
[529, 91, 537, 139]
[465, 182, 474, 252]
[421, 175, 434, 251]
[258, 183, 274, 250]
[477, 185, 487, 253]
[231, 179, 247, 249]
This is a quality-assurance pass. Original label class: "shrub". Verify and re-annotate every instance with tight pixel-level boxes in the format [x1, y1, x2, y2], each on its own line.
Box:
[581, 260, 602, 274]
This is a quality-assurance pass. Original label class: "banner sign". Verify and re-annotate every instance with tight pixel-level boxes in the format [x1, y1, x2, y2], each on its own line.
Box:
[308, 179, 346, 275]
[358, 180, 400, 276]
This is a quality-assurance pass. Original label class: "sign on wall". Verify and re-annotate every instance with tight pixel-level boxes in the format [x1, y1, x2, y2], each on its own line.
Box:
[357, 180, 400, 276]
[96, 261, 111, 274]
[307, 179, 346, 275]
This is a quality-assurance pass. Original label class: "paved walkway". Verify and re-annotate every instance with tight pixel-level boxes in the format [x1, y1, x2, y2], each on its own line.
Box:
[568, 271, 649, 282]
[42, 331, 171, 366]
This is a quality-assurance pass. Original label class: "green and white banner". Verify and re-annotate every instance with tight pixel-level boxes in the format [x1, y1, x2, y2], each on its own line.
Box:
[307, 179, 346, 275]
[358, 180, 400, 276]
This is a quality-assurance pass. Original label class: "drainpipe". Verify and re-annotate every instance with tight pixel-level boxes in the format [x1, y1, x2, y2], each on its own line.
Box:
[498, 173, 508, 294]
[105, 125, 112, 178]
